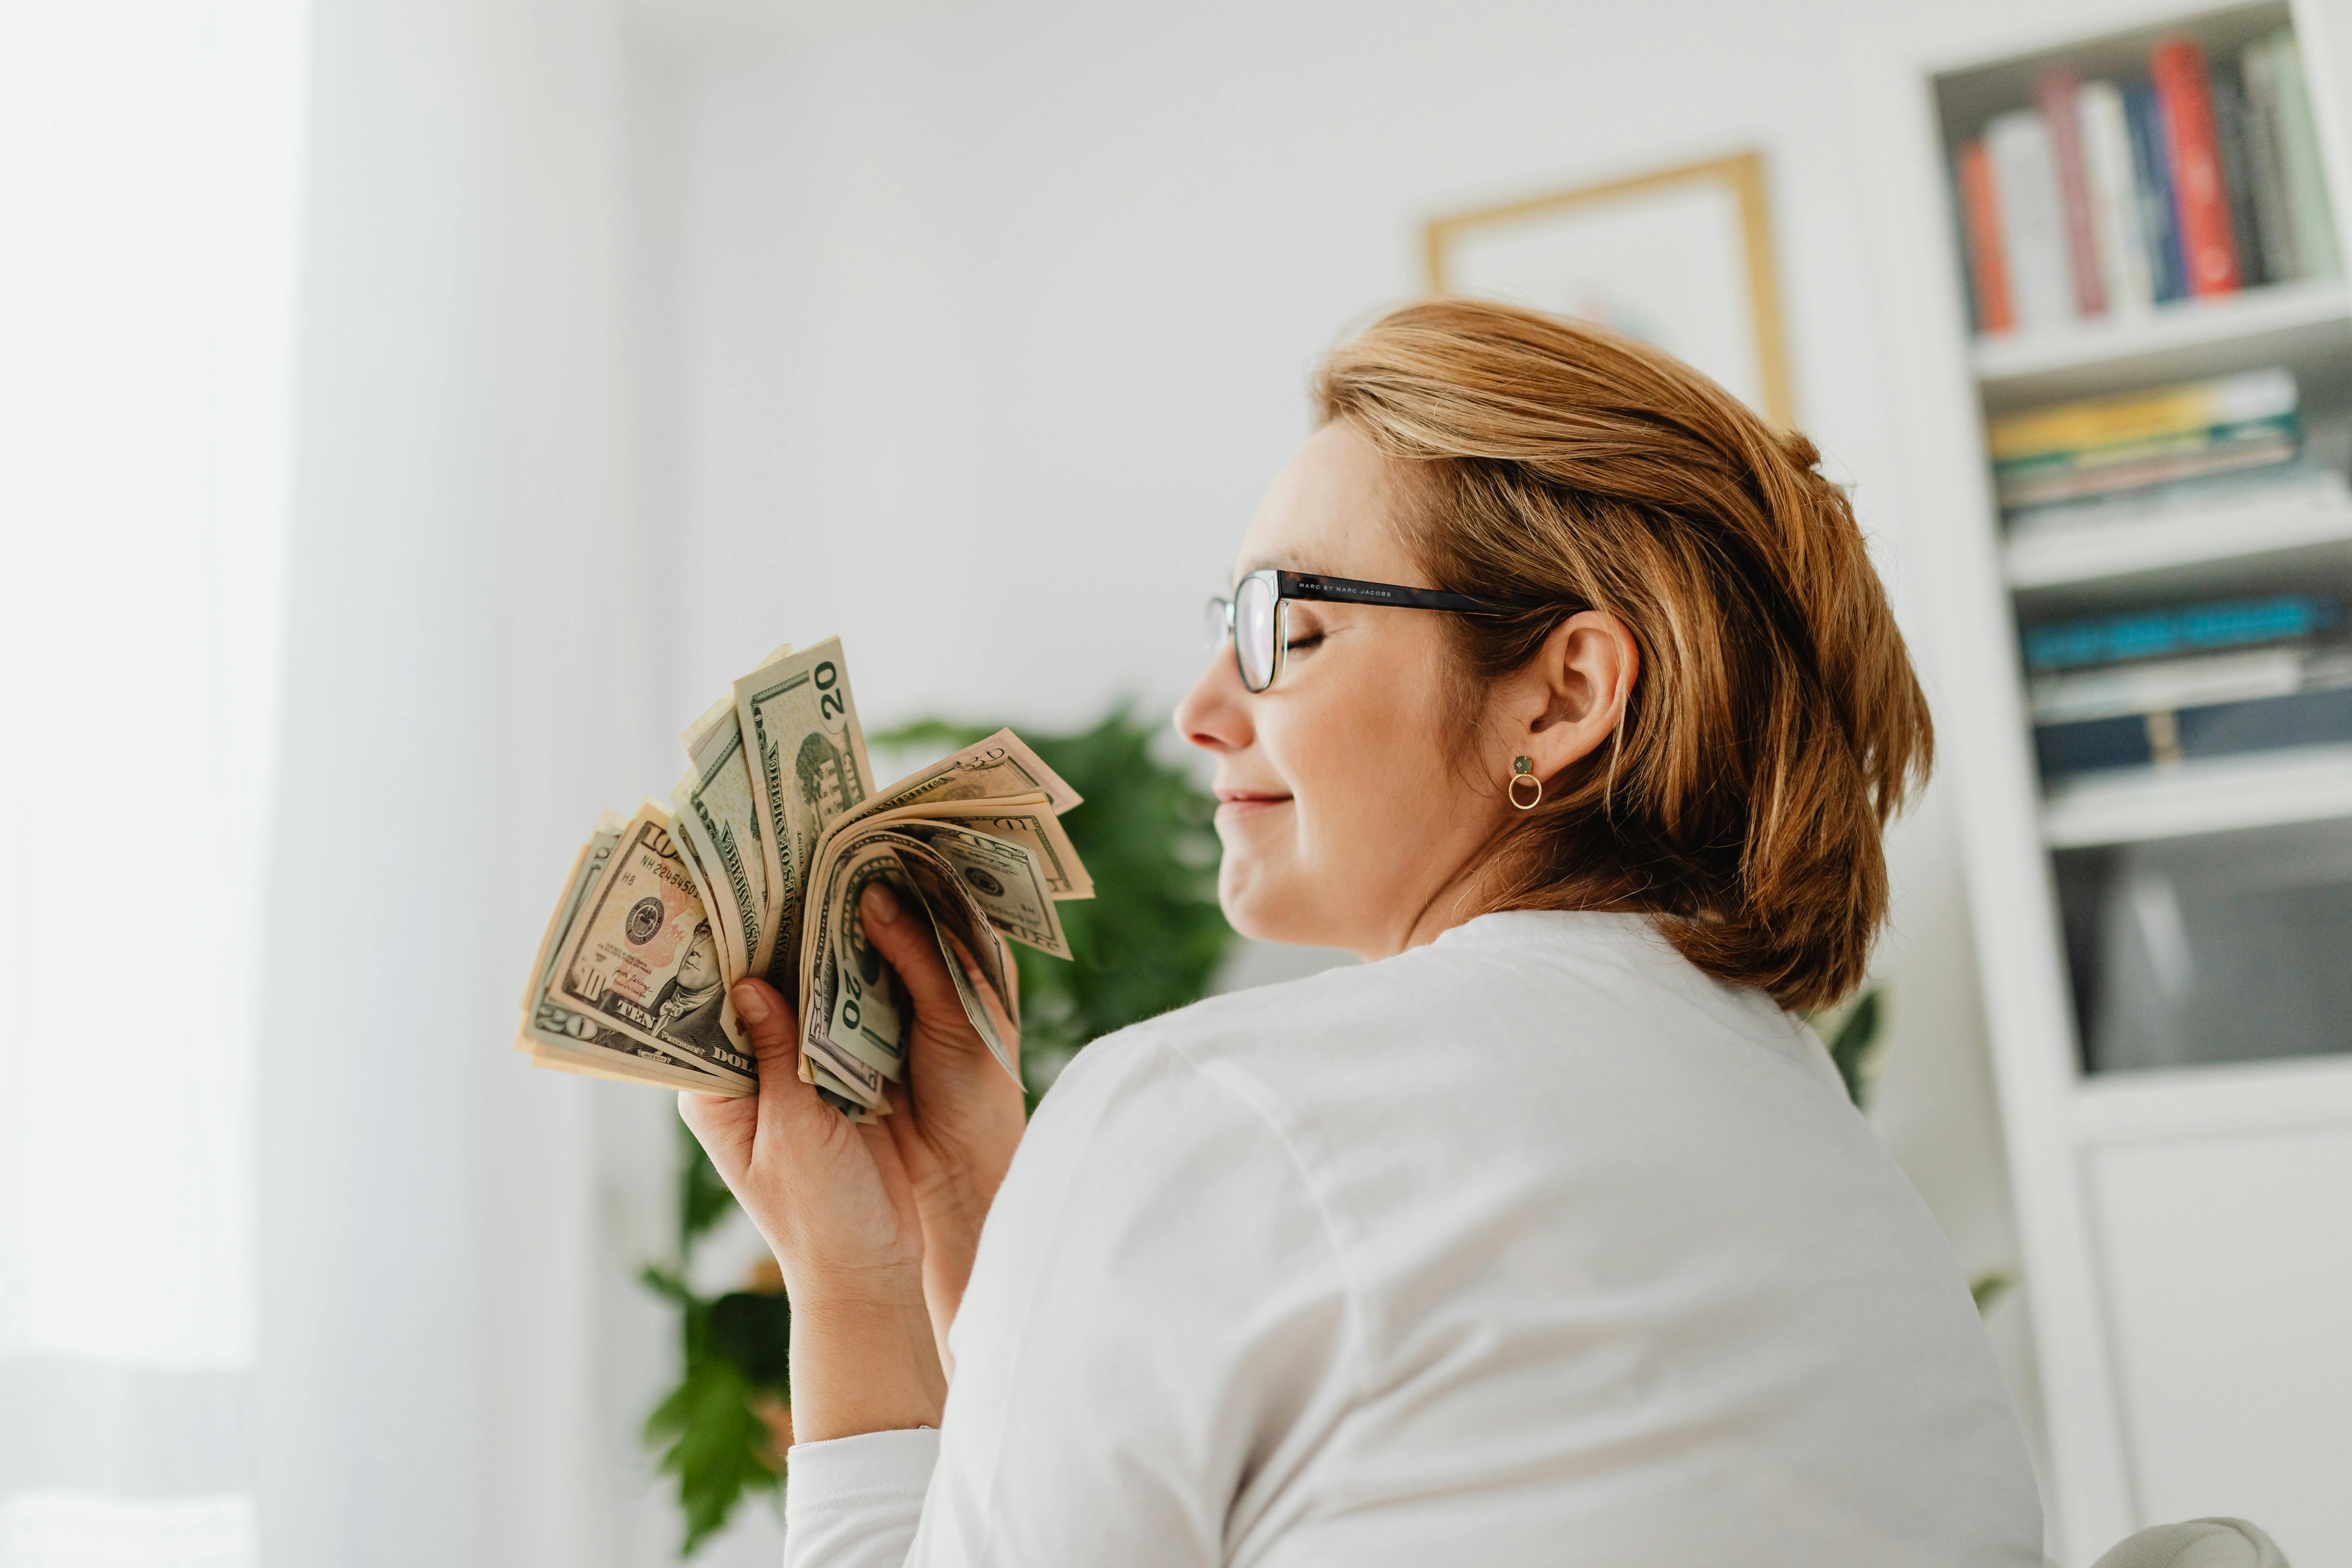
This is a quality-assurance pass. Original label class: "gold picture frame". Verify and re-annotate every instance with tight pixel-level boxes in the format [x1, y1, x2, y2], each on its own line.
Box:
[1424, 150, 1794, 427]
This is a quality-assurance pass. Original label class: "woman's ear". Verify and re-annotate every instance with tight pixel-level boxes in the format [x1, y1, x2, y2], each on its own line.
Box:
[1513, 610, 1639, 783]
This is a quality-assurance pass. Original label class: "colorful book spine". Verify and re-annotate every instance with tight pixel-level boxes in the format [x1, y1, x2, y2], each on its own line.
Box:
[1987, 108, 2078, 328]
[2124, 81, 2189, 302]
[2078, 80, 2155, 314]
[2266, 32, 2343, 279]
[2023, 594, 2342, 672]
[2035, 687, 2352, 777]
[2036, 71, 2107, 315]
[1994, 424, 2297, 508]
[2239, 42, 2303, 284]
[2030, 645, 2307, 724]
[2152, 35, 2242, 294]
[1987, 368, 2296, 461]
[2206, 61, 2268, 288]
[1957, 141, 2015, 334]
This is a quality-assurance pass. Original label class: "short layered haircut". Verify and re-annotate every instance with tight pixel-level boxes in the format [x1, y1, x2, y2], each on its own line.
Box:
[1316, 298, 1932, 1011]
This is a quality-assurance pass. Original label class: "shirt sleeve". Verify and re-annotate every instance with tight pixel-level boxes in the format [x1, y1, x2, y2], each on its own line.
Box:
[782, 1429, 939, 1568]
[783, 1028, 1359, 1567]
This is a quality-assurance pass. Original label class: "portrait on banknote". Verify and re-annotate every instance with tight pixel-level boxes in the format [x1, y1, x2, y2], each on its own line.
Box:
[646, 920, 732, 1055]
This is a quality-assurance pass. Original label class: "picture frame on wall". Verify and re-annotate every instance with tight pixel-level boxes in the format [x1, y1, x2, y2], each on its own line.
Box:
[1425, 150, 1794, 426]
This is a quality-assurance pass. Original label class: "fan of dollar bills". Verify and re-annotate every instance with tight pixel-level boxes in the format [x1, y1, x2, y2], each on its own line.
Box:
[517, 638, 1093, 1120]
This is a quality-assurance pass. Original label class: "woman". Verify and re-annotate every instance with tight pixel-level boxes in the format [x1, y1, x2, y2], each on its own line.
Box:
[684, 299, 2044, 1566]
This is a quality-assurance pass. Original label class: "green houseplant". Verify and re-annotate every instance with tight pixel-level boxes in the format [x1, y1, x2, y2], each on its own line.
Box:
[638, 705, 1239, 1554]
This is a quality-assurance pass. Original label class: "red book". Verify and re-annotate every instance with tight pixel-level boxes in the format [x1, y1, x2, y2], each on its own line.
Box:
[1958, 141, 2016, 334]
[2152, 34, 2242, 294]
[2036, 70, 2107, 315]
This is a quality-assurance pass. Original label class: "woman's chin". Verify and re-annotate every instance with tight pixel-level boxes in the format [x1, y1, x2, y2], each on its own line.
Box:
[1217, 860, 1314, 947]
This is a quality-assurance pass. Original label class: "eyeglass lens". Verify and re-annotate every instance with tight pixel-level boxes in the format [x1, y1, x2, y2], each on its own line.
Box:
[1234, 575, 1277, 692]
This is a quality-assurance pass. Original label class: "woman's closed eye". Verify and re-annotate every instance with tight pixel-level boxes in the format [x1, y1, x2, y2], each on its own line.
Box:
[1283, 615, 1330, 655]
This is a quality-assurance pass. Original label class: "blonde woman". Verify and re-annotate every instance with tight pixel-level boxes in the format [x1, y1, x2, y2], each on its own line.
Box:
[685, 299, 2043, 1566]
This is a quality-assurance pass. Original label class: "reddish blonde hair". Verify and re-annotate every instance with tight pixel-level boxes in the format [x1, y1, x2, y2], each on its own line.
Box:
[1314, 298, 1931, 1010]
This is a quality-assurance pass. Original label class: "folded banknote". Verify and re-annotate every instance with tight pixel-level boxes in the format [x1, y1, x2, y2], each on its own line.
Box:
[517, 637, 1090, 1118]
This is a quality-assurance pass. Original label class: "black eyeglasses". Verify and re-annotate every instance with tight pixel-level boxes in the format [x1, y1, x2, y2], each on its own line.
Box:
[1204, 569, 1547, 692]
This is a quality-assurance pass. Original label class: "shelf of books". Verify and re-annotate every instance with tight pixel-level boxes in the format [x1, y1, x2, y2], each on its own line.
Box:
[1856, 4, 2352, 1557]
[1937, 2, 2352, 1086]
[1910, 9, 2352, 1561]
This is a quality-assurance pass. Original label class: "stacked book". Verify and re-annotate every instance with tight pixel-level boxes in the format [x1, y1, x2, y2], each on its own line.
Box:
[1953, 28, 2339, 335]
[1989, 367, 2320, 536]
[2025, 592, 2352, 778]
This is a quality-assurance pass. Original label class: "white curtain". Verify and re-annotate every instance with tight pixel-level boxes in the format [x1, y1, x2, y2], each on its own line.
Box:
[0, 2, 309, 1564]
[2, 0, 751, 1560]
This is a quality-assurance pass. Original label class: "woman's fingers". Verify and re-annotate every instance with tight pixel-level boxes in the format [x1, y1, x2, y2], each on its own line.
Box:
[728, 976, 799, 1072]
[679, 979, 801, 1182]
[729, 977, 842, 1151]
[679, 976, 837, 1179]
[945, 934, 1019, 1073]
[858, 882, 972, 1027]
[678, 1088, 755, 1183]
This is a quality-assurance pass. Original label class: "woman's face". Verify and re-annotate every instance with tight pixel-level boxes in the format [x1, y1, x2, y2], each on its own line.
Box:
[1174, 421, 1518, 960]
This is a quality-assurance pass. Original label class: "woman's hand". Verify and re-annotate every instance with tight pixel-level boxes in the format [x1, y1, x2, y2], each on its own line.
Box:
[858, 882, 1030, 1366]
[679, 983, 946, 1444]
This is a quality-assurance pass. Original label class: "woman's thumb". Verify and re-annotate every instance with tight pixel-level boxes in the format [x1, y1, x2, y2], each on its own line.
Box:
[729, 978, 798, 1071]
[857, 881, 969, 1022]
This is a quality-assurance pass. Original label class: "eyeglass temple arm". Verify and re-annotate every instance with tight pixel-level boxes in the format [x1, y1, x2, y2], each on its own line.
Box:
[1274, 570, 1530, 616]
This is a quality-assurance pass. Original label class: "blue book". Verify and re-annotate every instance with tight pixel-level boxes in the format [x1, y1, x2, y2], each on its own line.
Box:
[2024, 594, 2342, 671]
[2036, 687, 2352, 777]
[2125, 80, 2189, 302]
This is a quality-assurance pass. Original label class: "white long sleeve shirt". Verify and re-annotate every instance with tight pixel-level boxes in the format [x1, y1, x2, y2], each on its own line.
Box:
[783, 911, 2043, 1567]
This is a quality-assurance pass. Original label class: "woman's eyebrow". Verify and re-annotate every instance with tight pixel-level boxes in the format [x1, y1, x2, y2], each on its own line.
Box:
[1232, 557, 1337, 584]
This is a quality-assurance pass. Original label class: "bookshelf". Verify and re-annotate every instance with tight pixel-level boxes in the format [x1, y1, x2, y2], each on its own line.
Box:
[2002, 485, 2352, 591]
[1972, 275, 2351, 402]
[2040, 740, 2352, 844]
[1853, 2, 2352, 1563]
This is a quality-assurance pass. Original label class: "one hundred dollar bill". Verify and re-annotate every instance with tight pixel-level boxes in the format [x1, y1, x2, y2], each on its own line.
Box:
[546, 799, 757, 1087]
[734, 638, 876, 997]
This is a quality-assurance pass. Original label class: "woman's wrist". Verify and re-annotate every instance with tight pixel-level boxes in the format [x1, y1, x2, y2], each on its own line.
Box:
[910, 1153, 1012, 1340]
[784, 1281, 949, 1444]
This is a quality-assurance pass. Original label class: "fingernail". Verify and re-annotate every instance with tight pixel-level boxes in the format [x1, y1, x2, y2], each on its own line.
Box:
[865, 883, 901, 925]
[732, 983, 770, 1024]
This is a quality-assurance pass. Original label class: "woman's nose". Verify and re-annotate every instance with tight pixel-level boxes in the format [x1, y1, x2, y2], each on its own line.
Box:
[1174, 648, 1252, 755]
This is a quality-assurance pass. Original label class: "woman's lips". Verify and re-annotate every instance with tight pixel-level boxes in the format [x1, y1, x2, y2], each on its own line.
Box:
[1214, 791, 1292, 823]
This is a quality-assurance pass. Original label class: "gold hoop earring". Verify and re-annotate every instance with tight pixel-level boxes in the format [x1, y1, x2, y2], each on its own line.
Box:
[1508, 756, 1542, 811]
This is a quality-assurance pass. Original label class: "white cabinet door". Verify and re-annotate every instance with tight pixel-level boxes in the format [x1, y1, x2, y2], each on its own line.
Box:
[2086, 1127, 2352, 1563]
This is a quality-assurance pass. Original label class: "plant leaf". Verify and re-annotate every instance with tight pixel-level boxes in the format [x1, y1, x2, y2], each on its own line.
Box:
[1822, 988, 1883, 1110]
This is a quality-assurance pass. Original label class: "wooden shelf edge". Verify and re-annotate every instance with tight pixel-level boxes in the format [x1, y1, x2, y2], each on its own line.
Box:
[2040, 743, 2352, 846]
